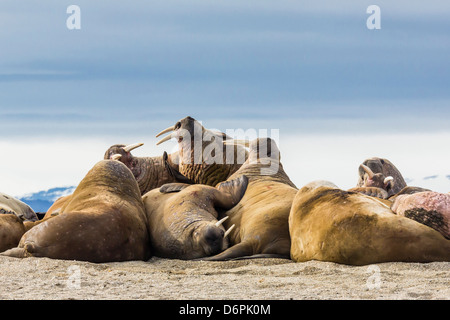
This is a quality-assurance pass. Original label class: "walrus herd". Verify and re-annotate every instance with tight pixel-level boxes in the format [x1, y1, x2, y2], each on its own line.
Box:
[1, 116, 449, 265]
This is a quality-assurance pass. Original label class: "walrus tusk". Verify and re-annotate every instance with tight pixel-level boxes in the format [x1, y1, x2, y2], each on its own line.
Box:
[224, 139, 250, 147]
[215, 216, 229, 228]
[360, 164, 374, 179]
[156, 133, 176, 145]
[384, 176, 394, 184]
[111, 154, 122, 161]
[224, 224, 235, 238]
[156, 126, 175, 138]
[123, 142, 144, 153]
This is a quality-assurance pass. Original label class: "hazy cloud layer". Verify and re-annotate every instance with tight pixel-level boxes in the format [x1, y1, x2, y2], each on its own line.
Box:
[1, 1, 449, 138]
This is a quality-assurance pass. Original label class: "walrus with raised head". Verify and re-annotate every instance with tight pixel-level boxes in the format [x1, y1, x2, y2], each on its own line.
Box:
[155, 116, 248, 186]
[201, 137, 298, 261]
[1, 160, 151, 263]
[142, 175, 248, 259]
[104, 142, 193, 195]
[289, 180, 450, 265]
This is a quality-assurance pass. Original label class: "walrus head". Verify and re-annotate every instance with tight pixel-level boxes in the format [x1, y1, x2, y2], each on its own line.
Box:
[155, 116, 246, 185]
[359, 164, 394, 193]
[357, 157, 407, 197]
[104, 143, 144, 172]
[150, 175, 248, 259]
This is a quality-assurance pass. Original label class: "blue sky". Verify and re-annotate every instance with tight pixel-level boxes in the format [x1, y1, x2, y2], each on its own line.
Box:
[1, 1, 450, 196]
[1, 0, 449, 137]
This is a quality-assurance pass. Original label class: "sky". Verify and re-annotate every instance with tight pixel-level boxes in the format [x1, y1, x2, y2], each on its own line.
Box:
[1, 1, 449, 196]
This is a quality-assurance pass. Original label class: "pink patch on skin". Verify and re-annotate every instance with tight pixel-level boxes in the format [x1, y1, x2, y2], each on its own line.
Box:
[392, 191, 450, 239]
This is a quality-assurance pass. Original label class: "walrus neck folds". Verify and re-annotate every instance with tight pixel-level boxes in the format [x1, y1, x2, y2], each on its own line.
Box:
[135, 156, 173, 195]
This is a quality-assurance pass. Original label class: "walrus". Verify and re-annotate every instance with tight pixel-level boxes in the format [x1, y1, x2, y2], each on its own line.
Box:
[0, 214, 27, 252]
[104, 142, 193, 195]
[0, 193, 38, 251]
[2, 160, 151, 263]
[201, 137, 298, 261]
[142, 175, 248, 259]
[1, 192, 38, 222]
[289, 180, 450, 265]
[355, 157, 407, 198]
[155, 116, 248, 186]
[391, 191, 450, 239]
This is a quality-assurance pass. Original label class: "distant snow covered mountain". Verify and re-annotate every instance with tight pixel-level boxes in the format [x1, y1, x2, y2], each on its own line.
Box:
[19, 186, 76, 213]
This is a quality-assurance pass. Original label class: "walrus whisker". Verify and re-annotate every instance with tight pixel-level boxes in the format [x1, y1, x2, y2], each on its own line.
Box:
[224, 224, 235, 238]
[215, 216, 229, 228]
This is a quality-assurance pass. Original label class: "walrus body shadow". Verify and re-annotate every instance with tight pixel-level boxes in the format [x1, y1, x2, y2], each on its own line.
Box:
[1, 160, 151, 263]
[142, 175, 248, 260]
[201, 138, 298, 261]
[289, 181, 450, 266]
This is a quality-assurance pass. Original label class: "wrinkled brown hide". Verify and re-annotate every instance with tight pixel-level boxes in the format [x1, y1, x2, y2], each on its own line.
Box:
[156, 116, 248, 186]
[104, 144, 191, 195]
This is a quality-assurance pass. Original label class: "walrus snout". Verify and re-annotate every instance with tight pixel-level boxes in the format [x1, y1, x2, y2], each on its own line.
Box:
[200, 225, 226, 256]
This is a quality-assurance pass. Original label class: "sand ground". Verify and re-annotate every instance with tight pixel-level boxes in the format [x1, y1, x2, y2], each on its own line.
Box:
[0, 256, 448, 300]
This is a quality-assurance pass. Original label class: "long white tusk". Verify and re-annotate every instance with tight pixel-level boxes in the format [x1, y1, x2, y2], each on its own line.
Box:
[224, 139, 250, 147]
[122, 142, 144, 153]
[360, 164, 374, 179]
[156, 133, 176, 145]
[111, 154, 122, 161]
[215, 216, 229, 228]
[224, 224, 235, 238]
[156, 125, 175, 138]
[384, 176, 394, 184]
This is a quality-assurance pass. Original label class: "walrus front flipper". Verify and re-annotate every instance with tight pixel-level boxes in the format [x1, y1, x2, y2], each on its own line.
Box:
[199, 241, 254, 261]
[216, 175, 249, 207]
[163, 151, 195, 184]
[159, 183, 191, 193]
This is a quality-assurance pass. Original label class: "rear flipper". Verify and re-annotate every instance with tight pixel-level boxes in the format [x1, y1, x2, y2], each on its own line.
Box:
[198, 241, 290, 261]
[197, 242, 254, 261]
[230, 253, 290, 260]
[1, 243, 35, 258]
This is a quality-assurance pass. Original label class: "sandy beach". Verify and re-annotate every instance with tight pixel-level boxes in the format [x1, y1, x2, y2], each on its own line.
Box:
[0, 256, 448, 300]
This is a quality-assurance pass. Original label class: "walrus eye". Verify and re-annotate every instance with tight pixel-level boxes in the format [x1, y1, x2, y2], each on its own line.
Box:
[178, 136, 183, 143]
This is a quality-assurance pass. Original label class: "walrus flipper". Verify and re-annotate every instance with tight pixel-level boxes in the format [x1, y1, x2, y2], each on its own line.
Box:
[163, 151, 195, 185]
[159, 183, 191, 193]
[198, 242, 254, 261]
[230, 253, 290, 260]
[1, 247, 31, 258]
